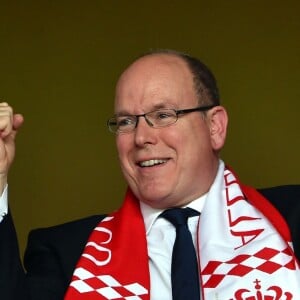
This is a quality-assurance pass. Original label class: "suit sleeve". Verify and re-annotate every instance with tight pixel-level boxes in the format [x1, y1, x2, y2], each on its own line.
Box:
[0, 211, 28, 299]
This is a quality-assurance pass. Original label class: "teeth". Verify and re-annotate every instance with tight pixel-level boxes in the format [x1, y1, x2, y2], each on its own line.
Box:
[139, 159, 167, 167]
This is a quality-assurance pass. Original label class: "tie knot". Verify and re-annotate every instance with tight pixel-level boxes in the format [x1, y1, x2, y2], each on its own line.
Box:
[160, 207, 199, 227]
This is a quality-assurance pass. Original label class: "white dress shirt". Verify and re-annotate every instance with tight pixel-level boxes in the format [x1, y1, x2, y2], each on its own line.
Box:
[140, 194, 207, 300]
[0, 185, 8, 223]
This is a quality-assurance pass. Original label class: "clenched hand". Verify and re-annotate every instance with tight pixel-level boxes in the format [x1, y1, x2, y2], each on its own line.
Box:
[0, 102, 24, 194]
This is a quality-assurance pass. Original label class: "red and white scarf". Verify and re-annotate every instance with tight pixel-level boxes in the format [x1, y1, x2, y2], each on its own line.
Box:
[65, 164, 300, 299]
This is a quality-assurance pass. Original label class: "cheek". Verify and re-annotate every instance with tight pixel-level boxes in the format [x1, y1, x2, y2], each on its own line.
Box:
[179, 123, 212, 160]
[116, 137, 130, 164]
[116, 139, 134, 181]
[160, 128, 183, 156]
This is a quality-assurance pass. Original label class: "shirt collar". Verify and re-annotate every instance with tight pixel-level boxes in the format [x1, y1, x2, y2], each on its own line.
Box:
[140, 193, 207, 235]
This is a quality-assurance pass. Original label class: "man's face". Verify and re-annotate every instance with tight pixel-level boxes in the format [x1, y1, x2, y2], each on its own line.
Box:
[114, 54, 225, 208]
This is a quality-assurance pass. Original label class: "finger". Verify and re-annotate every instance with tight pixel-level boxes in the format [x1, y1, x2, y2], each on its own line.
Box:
[12, 114, 24, 131]
[6, 114, 25, 142]
[0, 102, 10, 108]
[0, 103, 13, 138]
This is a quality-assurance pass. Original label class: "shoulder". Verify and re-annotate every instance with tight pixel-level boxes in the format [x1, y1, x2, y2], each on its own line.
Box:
[258, 185, 300, 258]
[258, 185, 300, 215]
[25, 214, 107, 285]
[28, 214, 107, 245]
[258, 185, 300, 227]
[258, 184, 300, 200]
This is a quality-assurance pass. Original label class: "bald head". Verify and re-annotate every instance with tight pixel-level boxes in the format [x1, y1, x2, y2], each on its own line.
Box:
[115, 53, 197, 113]
[116, 50, 220, 108]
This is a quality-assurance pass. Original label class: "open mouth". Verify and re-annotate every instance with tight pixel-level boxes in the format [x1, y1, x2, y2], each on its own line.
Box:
[138, 159, 169, 167]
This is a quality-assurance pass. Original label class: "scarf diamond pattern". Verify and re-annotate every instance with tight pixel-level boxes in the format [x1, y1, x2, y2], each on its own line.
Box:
[70, 268, 148, 299]
[202, 246, 297, 288]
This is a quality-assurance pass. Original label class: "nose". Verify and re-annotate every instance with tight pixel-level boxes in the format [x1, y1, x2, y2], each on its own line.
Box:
[135, 114, 154, 128]
[134, 116, 157, 147]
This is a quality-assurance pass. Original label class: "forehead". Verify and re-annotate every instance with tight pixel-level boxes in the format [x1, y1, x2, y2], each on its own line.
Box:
[114, 54, 197, 113]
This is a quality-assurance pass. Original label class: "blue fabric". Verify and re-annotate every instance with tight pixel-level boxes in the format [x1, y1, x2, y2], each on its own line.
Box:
[161, 207, 200, 300]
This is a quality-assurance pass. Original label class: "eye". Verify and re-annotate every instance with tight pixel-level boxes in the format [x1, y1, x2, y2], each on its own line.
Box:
[117, 116, 136, 127]
[154, 110, 175, 120]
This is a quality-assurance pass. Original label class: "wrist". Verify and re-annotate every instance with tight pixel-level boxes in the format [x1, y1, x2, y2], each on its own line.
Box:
[0, 174, 8, 195]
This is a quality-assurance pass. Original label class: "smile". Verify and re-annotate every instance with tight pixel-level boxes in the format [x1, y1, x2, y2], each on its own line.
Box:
[139, 159, 168, 167]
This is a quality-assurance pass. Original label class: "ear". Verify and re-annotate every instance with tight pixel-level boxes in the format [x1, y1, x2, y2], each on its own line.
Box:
[207, 106, 228, 151]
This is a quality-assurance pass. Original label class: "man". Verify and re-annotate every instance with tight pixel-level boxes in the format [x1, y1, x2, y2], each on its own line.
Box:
[0, 50, 299, 299]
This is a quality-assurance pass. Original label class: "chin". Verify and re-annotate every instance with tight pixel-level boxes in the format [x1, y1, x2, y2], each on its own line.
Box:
[140, 192, 174, 209]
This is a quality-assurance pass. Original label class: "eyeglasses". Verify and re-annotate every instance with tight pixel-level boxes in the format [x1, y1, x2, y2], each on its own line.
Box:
[107, 104, 216, 133]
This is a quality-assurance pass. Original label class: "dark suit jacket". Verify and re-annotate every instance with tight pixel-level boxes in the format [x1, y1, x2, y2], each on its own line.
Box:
[0, 186, 299, 300]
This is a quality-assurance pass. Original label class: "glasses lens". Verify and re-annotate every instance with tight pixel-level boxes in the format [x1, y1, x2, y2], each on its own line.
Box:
[108, 116, 137, 133]
[148, 109, 177, 127]
[107, 118, 118, 133]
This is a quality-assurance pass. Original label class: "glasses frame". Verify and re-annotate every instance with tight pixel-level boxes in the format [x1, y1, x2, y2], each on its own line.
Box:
[107, 104, 217, 134]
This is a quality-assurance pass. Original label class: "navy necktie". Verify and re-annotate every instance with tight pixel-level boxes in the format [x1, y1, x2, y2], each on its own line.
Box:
[160, 207, 200, 300]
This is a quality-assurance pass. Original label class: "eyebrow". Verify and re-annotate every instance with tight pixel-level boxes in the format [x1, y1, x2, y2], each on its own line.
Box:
[152, 102, 171, 110]
[115, 101, 173, 116]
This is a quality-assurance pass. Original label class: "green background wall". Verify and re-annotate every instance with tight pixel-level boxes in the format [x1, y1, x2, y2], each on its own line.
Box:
[0, 1, 299, 254]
